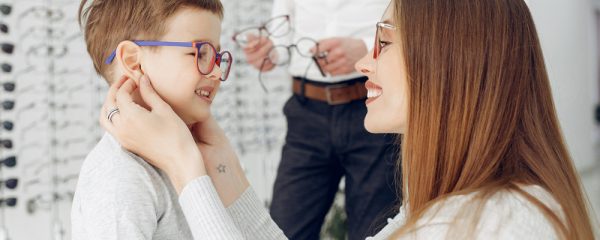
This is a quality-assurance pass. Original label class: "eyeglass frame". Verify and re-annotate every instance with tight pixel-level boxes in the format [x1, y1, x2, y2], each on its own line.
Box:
[0, 4, 11, 16]
[0, 178, 17, 190]
[0, 197, 17, 207]
[1, 120, 13, 131]
[1, 42, 14, 54]
[16, 6, 66, 27]
[0, 156, 16, 168]
[257, 37, 325, 92]
[0, 139, 12, 149]
[1, 62, 12, 73]
[1, 100, 15, 110]
[105, 41, 233, 81]
[0, 22, 7, 34]
[1, 82, 15, 92]
[373, 22, 397, 59]
[232, 15, 291, 46]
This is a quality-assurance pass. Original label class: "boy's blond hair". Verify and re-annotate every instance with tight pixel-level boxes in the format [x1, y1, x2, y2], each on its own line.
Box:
[78, 0, 224, 82]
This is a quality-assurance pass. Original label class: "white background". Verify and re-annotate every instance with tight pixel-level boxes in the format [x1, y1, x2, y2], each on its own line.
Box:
[0, 0, 599, 239]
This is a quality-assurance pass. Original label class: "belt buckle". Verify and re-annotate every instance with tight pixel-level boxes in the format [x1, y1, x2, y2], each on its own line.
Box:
[325, 84, 351, 105]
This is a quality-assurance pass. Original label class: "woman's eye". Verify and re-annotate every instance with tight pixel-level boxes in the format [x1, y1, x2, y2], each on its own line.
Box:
[379, 40, 391, 49]
[187, 53, 196, 56]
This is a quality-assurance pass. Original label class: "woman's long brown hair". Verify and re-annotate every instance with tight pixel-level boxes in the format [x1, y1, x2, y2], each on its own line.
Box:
[392, 0, 594, 238]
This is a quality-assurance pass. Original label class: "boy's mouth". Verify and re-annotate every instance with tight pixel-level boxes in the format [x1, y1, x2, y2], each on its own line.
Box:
[195, 86, 214, 103]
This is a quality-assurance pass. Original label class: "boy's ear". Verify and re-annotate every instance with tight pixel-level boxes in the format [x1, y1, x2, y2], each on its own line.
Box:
[114, 41, 145, 84]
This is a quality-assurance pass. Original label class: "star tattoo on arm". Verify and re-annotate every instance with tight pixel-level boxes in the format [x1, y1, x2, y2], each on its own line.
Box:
[217, 164, 226, 173]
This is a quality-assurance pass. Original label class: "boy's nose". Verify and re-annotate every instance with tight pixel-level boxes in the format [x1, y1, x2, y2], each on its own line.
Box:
[207, 65, 223, 81]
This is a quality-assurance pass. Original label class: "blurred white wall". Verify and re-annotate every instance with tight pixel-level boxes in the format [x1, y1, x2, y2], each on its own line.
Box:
[528, 0, 600, 231]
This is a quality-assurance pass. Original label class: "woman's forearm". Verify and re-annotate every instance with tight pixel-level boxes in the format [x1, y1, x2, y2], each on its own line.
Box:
[156, 142, 207, 194]
[188, 117, 251, 206]
[202, 145, 250, 207]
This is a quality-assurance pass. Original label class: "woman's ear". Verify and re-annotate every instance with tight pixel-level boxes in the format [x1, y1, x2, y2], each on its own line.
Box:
[114, 41, 145, 85]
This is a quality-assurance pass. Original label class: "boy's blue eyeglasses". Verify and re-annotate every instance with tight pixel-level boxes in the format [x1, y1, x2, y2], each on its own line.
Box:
[105, 41, 232, 81]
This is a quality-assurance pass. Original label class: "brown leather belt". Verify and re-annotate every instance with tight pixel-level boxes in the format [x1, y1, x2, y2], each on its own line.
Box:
[292, 77, 367, 105]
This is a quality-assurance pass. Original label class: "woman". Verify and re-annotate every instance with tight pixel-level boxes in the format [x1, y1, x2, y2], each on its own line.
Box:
[100, 0, 595, 239]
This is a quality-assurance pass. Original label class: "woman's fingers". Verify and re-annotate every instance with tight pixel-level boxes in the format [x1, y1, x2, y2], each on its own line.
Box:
[101, 76, 127, 118]
[112, 76, 130, 94]
[99, 105, 119, 138]
[99, 76, 129, 133]
[139, 75, 168, 112]
[96, 74, 206, 186]
[115, 78, 146, 115]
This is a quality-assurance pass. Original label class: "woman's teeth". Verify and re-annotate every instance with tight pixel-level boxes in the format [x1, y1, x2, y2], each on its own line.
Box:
[367, 88, 382, 98]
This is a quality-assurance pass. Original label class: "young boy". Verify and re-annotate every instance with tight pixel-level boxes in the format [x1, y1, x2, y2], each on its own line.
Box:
[71, 0, 231, 239]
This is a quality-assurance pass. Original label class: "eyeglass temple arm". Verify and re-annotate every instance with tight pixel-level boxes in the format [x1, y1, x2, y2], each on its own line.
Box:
[258, 58, 270, 93]
[105, 41, 195, 64]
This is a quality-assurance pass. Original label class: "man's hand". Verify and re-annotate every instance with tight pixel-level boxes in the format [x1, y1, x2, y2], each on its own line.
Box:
[312, 37, 367, 76]
[243, 34, 276, 72]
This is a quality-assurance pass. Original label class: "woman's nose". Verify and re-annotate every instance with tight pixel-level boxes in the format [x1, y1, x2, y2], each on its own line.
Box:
[355, 51, 374, 75]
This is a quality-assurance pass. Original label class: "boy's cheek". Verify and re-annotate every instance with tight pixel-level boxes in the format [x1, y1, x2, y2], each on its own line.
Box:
[213, 83, 222, 98]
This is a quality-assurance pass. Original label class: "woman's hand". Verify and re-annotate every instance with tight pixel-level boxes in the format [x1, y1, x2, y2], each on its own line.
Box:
[191, 117, 250, 206]
[99, 75, 206, 193]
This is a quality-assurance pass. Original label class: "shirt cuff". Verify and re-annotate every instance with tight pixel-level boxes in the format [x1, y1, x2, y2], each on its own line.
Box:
[179, 176, 244, 240]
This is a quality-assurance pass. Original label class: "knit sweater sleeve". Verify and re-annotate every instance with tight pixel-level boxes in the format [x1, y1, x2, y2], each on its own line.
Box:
[226, 187, 288, 239]
[179, 176, 287, 240]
